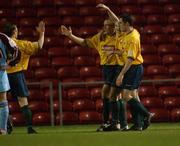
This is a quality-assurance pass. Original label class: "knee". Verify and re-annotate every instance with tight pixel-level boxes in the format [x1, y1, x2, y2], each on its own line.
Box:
[18, 97, 28, 107]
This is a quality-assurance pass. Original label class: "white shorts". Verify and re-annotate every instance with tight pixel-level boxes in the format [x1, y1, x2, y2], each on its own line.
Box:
[0, 70, 10, 92]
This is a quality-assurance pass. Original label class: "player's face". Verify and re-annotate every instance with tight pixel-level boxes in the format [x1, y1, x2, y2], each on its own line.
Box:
[118, 18, 125, 32]
[13, 26, 18, 38]
[103, 20, 115, 34]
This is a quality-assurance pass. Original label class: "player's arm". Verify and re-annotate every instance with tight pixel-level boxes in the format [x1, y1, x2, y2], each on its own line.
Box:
[116, 58, 134, 86]
[60, 25, 86, 47]
[96, 4, 119, 23]
[32, 21, 45, 49]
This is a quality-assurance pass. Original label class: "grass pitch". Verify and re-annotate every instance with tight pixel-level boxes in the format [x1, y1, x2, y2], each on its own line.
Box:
[0, 123, 180, 146]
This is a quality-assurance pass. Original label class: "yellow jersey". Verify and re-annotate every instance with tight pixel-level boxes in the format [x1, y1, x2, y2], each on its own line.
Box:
[7, 38, 39, 73]
[116, 29, 143, 65]
[85, 32, 124, 65]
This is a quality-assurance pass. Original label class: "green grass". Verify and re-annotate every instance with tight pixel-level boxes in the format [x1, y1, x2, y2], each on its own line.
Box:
[1, 123, 180, 146]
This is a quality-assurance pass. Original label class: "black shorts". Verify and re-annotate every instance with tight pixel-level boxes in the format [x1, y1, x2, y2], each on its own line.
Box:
[122, 64, 143, 90]
[8, 71, 29, 98]
[102, 65, 123, 87]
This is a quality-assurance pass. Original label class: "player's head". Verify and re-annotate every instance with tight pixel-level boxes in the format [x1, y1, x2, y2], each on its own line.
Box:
[118, 13, 133, 32]
[3, 23, 18, 39]
[103, 19, 115, 35]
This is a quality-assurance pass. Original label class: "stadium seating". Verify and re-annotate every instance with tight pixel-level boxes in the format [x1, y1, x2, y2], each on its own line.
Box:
[67, 88, 90, 100]
[29, 101, 49, 112]
[164, 97, 180, 109]
[9, 102, 21, 112]
[56, 112, 79, 124]
[95, 99, 103, 111]
[73, 99, 95, 111]
[53, 100, 73, 112]
[171, 108, 180, 122]
[12, 113, 25, 126]
[79, 111, 101, 124]
[142, 97, 164, 108]
[33, 112, 51, 125]
[150, 108, 170, 122]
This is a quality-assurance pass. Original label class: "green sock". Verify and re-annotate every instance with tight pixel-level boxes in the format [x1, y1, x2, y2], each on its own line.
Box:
[111, 100, 119, 125]
[128, 98, 149, 117]
[118, 99, 127, 127]
[21, 105, 32, 128]
[103, 98, 110, 124]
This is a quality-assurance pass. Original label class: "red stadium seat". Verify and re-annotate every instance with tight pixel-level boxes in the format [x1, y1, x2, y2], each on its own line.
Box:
[62, 16, 84, 26]
[48, 47, 70, 57]
[95, 99, 103, 111]
[80, 67, 101, 78]
[84, 77, 103, 88]
[164, 4, 180, 14]
[159, 0, 180, 4]
[56, 112, 79, 124]
[79, 7, 101, 16]
[143, 55, 161, 65]
[91, 48, 99, 57]
[158, 44, 179, 55]
[79, 111, 101, 124]
[63, 37, 77, 47]
[54, 0, 75, 6]
[24, 70, 34, 79]
[12, 0, 31, 7]
[44, 17, 61, 26]
[142, 5, 163, 14]
[133, 15, 146, 25]
[44, 37, 63, 47]
[158, 86, 179, 97]
[35, 68, 57, 79]
[141, 44, 157, 54]
[96, 0, 117, 5]
[44, 89, 64, 99]
[118, 0, 137, 5]
[168, 14, 180, 24]
[67, 88, 90, 100]
[53, 100, 73, 112]
[151, 34, 170, 44]
[32, 0, 54, 6]
[51, 57, 73, 67]
[70, 46, 91, 56]
[165, 24, 180, 34]
[74, 56, 96, 66]
[164, 97, 180, 109]
[12, 113, 25, 126]
[29, 101, 49, 112]
[40, 78, 59, 88]
[18, 27, 36, 38]
[141, 35, 151, 44]
[141, 97, 163, 108]
[37, 8, 56, 17]
[137, 0, 157, 4]
[90, 87, 101, 99]
[84, 16, 103, 26]
[16, 8, 37, 17]
[57, 7, 78, 16]
[146, 65, 168, 75]
[29, 57, 50, 68]
[79, 27, 99, 37]
[149, 108, 170, 122]
[169, 64, 180, 76]
[75, 0, 96, 6]
[62, 78, 83, 83]
[73, 99, 95, 111]
[173, 34, 180, 44]
[121, 6, 141, 14]
[162, 54, 180, 65]
[45, 27, 59, 36]
[19, 18, 39, 26]
[0, 0, 10, 7]
[138, 86, 158, 97]
[0, 9, 14, 17]
[8, 102, 20, 112]
[171, 108, 180, 122]
[147, 15, 167, 24]
[28, 89, 43, 100]
[33, 112, 51, 125]
[143, 25, 163, 34]
[57, 67, 79, 78]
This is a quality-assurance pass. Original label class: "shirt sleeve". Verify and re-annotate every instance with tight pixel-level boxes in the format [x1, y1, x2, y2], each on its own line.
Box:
[15, 39, 39, 56]
[84, 34, 99, 49]
[127, 39, 139, 60]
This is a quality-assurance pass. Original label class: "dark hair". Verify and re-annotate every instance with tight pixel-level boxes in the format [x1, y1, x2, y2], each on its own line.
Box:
[120, 13, 133, 26]
[3, 23, 16, 37]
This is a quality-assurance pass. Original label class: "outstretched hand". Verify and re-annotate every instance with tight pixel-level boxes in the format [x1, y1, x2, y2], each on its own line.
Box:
[96, 3, 110, 11]
[60, 25, 72, 37]
[36, 21, 45, 34]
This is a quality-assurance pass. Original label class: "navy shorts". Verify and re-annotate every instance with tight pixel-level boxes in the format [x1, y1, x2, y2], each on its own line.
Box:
[122, 64, 143, 90]
[102, 65, 123, 87]
[8, 71, 29, 98]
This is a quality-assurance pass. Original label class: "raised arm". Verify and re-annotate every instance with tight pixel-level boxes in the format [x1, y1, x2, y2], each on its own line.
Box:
[60, 25, 86, 47]
[96, 3, 119, 23]
[34, 21, 45, 49]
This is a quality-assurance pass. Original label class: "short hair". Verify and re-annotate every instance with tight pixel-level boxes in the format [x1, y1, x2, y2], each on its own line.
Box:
[120, 13, 133, 26]
[3, 23, 16, 37]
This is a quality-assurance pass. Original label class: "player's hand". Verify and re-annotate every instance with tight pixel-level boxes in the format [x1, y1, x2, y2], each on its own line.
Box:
[116, 74, 124, 86]
[96, 3, 110, 11]
[60, 25, 72, 37]
[36, 21, 45, 34]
